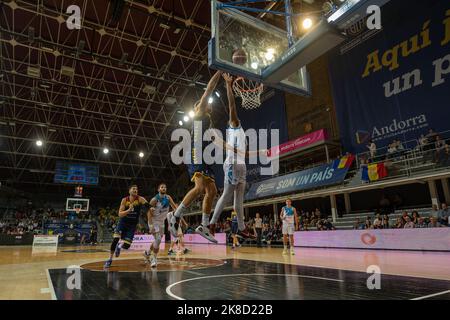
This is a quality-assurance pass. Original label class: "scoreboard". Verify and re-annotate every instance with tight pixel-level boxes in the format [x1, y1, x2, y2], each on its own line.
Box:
[54, 162, 99, 185]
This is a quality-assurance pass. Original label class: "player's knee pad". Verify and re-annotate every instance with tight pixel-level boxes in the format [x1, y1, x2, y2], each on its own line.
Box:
[110, 237, 120, 251]
[122, 241, 131, 250]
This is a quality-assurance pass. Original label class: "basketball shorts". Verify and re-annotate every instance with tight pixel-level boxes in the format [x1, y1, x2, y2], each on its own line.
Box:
[114, 220, 137, 244]
[150, 213, 167, 234]
[231, 223, 239, 235]
[188, 164, 215, 182]
[282, 222, 295, 235]
[224, 163, 246, 185]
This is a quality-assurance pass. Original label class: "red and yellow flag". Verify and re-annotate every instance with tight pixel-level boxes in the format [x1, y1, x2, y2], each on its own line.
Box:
[368, 163, 388, 181]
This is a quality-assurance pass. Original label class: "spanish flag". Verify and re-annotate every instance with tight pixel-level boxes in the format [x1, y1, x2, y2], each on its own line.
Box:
[367, 163, 388, 181]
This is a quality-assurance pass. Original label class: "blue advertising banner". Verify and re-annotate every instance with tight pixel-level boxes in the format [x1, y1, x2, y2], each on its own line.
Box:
[245, 157, 353, 200]
[328, 0, 450, 153]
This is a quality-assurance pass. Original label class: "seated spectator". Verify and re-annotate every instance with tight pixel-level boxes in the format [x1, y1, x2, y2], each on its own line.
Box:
[353, 218, 365, 230]
[437, 203, 449, 226]
[411, 211, 420, 224]
[428, 216, 443, 228]
[373, 214, 382, 229]
[403, 216, 415, 228]
[394, 217, 404, 229]
[316, 219, 324, 231]
[322, 219, 336, 231]
[364, 216, 372, 229]
[382, 215, 390, 229]
[416, 217, 428, 228]
[387, 141, 397, 157]
[418, 134, 428, 151]
[430, 204, 439, 218]
[400, 211, 410, 224]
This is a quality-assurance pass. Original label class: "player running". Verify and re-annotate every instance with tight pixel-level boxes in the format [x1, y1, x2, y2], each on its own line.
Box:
[280, 198, 299, 255]
[104, 185, 149, 268]
[167, 70, 223, 243]
[144, 183, 177, 267]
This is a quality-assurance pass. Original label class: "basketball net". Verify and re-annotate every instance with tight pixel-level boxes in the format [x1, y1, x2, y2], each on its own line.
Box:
[75, 207, 81, 216]
[233, 77, 263, 110]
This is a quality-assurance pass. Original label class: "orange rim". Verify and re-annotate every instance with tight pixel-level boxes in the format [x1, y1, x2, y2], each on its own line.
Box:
[233, 77, 263, 93]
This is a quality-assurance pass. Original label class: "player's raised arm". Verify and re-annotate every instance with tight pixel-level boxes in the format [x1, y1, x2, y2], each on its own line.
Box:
[118, 198, 130, 217]
[223, 73, 239, 128]
[197, 70, 222, 114]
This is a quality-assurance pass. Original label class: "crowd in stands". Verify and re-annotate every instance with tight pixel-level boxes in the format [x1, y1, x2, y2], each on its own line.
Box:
[0, 208, 42, 235]
[354, 203, 450, 230]
[363, 128, 450, 166]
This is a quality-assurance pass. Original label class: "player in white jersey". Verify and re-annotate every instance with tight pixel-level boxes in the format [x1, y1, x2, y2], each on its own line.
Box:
[144, 183, 177, 267]
[209, 73, 262, 240]
[280, 198, 299, 255]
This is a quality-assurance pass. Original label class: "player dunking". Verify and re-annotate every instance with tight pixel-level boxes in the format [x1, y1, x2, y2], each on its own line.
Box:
[280, 198, 299, 255]
[167, 70, 223, 243]
[104, 185, 148, 268]
[144, 183, 177, 267]
[209, 73, 262, 240]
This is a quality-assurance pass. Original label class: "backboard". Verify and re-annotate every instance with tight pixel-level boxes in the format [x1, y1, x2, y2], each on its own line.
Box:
[209, 0, 311, 96]
[66, 198, 89, 212]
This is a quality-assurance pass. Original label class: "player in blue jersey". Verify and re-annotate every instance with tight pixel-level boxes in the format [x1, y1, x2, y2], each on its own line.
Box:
[280, 198, 299, 255]
[167, 70, 223, 243]
[143, 183, 177, 267]
[104, 185, 148, 268]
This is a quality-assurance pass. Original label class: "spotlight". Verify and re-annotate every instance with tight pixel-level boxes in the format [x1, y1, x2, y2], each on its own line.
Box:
[251, 62, 259, 70]
[208, 97, 214, 104]
[178, 120, 183, 126]
[103, 148, 109, 154]
[139, 152, 144, 158]
[215, 91, 220, 98]
[264, 49, 275, 61]
[188, 110, 195, 118]
[302, 18, 313, 30]
[36, 140, 43, 147]
[183, 116, 189, 122]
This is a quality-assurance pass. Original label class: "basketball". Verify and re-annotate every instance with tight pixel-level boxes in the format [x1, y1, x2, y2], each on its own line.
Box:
[232, 48, 247, 65]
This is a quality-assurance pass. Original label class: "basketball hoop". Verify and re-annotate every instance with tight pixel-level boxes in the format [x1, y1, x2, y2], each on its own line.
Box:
[233, 77, 264, 110]
[75, 207, 81, 216]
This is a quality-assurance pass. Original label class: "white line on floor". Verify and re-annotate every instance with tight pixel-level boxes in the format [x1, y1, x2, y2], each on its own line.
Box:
[411, 290, 450, 300]
[45, 269, 57, 300]
[166, 273, 344, 300]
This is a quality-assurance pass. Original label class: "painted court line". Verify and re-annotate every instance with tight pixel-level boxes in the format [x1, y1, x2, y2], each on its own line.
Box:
[45, 269, 57, 300]
[166, 273, 343, 300]
[411, 290, 450, 300]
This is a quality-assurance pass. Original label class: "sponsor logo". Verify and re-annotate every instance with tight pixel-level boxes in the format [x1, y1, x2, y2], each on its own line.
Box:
[361, 233, 377, 245]
[355, 130, 370, 144]
[356, 114, 428, 143]
[256, 183, 276, 194]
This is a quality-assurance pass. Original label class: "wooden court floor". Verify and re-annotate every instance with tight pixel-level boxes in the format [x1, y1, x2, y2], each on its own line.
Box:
[1, 244, 449, 300]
